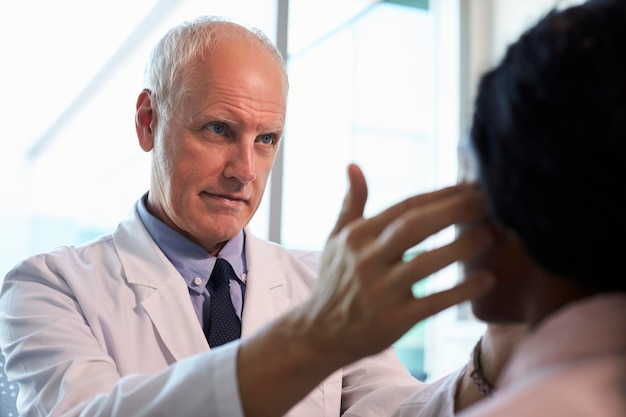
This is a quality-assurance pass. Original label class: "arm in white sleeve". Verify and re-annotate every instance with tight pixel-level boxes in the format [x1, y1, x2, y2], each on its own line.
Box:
[391, 366, 467, 417]
[341, 347, 426, 417]
[0, 253, 245, 417]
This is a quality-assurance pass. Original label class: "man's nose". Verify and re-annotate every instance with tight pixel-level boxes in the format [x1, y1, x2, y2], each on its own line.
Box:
[224, 142, 256, 184]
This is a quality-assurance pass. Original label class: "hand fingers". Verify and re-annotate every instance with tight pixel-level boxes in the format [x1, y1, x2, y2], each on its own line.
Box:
[401, 271, 495, 325]
[354, 184, 482, 251]
[329, 164, 368, 237]
[356, 188, 488, 273]
[371, 183, 478, 229]
[385, 223, 494, 294]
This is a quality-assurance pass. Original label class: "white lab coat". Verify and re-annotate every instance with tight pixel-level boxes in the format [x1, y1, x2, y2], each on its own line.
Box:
[0, 207, 430, 417]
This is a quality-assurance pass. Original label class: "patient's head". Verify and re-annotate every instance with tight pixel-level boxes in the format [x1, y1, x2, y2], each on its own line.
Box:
[464, 0, 626, 325]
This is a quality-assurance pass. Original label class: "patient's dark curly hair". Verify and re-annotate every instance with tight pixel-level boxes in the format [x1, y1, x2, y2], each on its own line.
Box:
[469, 0, 626, 291]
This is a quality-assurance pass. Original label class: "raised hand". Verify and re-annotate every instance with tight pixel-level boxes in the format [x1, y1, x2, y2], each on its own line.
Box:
[237, 164, 496, 417]
[299, 163, 496, 366]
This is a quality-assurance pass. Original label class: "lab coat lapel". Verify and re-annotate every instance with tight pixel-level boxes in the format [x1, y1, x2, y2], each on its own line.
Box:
[240, 232, 291, 337]
[115, 213, 209, 360]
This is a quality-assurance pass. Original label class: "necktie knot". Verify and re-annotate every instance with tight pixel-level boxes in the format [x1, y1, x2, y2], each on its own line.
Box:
[208, 258, 231, 290]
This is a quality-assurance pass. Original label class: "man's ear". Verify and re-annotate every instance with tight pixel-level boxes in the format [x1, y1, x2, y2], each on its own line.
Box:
[136, 89, 156, 152]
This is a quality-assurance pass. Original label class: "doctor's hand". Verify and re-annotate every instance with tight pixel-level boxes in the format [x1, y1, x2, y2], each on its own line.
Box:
[236, 163, 496, 417]
[299, 163, 496, 368]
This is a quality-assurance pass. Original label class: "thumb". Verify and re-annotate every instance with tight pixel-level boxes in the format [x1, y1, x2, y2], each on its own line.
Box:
[329, 163, 368, 237]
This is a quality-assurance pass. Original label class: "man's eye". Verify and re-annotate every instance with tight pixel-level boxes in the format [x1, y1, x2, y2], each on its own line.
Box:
[206, 122, 227, 135]
[257, 134, 274, 145]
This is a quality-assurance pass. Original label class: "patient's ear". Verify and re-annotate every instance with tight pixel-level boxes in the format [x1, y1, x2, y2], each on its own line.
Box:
[135, 89, 155, 152]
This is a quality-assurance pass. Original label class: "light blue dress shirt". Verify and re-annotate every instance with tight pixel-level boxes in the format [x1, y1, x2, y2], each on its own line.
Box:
[136, 193, 247, 324]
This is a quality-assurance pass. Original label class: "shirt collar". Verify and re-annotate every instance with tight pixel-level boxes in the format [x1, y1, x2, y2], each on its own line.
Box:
[136, 193, 247, 292]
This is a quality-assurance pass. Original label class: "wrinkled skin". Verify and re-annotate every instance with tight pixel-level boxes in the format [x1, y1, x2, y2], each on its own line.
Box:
[238, 163, 500, 417]
[298, 164, 498, 364]
[135, 34, 288, 255]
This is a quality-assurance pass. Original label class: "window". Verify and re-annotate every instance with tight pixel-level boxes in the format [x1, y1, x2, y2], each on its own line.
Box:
[280, 0, 480, 381]
[283, 1, 438, 249]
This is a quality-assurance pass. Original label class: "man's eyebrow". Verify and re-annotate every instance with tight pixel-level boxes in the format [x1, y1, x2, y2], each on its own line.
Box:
[189, 109, 238, 126]
[192, 106, 284, 133]
[264, 123, 284, 135]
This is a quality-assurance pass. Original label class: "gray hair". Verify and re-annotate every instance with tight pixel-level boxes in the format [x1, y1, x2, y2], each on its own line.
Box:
[143, 15, 287, 125]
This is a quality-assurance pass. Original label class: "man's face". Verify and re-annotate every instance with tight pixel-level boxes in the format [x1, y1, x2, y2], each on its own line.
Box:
[139, 36, 288, 255]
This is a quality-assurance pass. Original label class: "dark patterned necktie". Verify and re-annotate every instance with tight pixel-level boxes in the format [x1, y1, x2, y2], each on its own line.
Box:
[204, 258, 242, 347]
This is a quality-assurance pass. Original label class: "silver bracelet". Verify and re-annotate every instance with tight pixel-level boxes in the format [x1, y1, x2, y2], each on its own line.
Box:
[469, 337, 494, 397]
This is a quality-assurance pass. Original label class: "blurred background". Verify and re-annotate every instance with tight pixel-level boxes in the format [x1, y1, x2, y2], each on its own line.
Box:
[0, 0, 582, 382]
